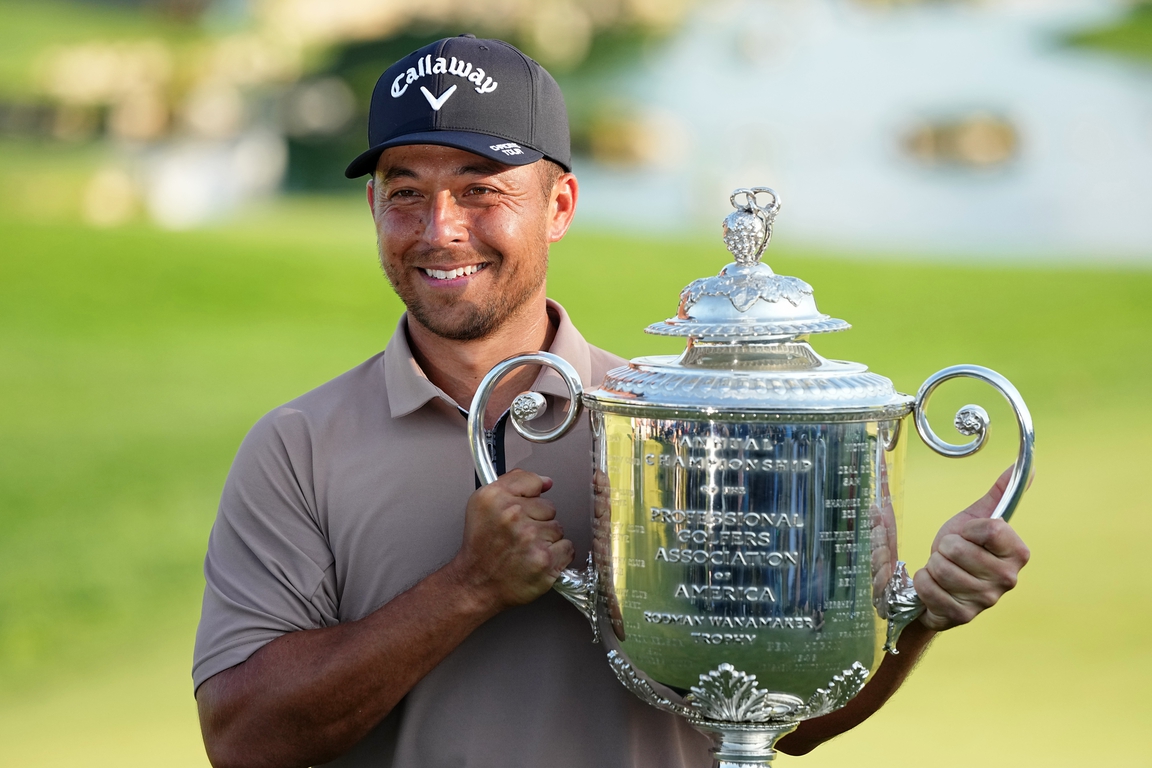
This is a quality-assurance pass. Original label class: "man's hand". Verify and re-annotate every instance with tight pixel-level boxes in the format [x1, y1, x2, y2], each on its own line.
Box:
[448, 469, 575, 611]
[197, 469, 576, 767]
[914, 467, 1031, 631]
[781, 465, 1032, 756]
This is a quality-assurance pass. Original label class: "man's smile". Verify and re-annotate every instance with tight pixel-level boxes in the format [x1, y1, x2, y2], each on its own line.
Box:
[420, 263, 489, 281]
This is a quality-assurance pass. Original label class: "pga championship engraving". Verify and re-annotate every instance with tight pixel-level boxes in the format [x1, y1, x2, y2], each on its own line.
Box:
[468, 187, 1035, 768]
[591, 414, 895, 696]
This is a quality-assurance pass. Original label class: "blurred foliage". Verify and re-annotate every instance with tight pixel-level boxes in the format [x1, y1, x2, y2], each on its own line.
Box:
[0, 139, 109, 222]
[0, 0, 678, 192]
[0, 0, 202, 98]
[1066, 2, 1152, 63]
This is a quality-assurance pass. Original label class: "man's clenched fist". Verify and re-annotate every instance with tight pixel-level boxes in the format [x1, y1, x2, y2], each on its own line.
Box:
[448, 469, 575, 613]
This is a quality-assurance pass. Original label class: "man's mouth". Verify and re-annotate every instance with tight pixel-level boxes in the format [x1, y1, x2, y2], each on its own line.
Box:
[421, 263, 487, 280]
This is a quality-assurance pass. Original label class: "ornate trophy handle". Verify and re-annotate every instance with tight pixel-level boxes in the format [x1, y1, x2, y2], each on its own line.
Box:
[884, 364, 1035, 653]
[467, 352, 599, 634]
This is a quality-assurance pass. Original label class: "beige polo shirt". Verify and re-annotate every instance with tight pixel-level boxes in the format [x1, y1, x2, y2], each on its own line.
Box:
[193, 300, 710, 767]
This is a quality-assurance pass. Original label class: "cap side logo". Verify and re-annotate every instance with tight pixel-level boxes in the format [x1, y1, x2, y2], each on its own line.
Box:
[391, 55, 498, 99]
[490, 142, 523, 157]
[420, 85, 456, 111]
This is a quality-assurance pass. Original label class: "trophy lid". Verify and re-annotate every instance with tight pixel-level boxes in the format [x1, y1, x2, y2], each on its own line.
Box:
[585, 188, 914, 418]
[646, 188, 849, 342]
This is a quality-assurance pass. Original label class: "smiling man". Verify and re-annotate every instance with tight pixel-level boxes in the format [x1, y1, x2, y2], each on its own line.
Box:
[192, 35, 1029, 768]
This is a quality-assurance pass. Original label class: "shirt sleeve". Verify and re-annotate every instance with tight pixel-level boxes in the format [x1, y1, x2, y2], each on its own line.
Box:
[192, 406, 339, 692]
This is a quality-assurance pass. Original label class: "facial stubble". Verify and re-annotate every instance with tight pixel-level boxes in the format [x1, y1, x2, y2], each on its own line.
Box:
[379, 244, 549, 342]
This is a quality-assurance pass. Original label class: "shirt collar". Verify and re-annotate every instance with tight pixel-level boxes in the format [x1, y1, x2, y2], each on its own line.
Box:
[384, 298, 594, 419]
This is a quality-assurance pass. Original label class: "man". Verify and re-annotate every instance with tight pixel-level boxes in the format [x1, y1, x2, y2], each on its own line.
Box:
[193, 35, 1029, 768]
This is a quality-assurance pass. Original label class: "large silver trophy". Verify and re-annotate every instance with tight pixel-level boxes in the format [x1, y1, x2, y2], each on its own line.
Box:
[468, 188, 1034, 767]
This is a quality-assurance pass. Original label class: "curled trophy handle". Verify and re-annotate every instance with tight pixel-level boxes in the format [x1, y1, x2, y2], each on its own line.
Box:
[913, 364, 1035, 522]
[468, 352, 585, 485]
[466, 353, 598, 633]
[884, 364, 1035, 654]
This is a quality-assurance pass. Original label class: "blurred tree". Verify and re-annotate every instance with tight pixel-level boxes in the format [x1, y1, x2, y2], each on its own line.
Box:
[0, 0, 695, 209]
[1066, 1, 1152, 63]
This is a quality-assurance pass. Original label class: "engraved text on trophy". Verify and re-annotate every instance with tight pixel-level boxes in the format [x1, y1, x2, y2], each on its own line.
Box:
[594, 414, 895, 697]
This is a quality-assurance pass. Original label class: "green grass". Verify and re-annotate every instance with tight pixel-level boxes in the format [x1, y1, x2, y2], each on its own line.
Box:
[1, 200, 1150, 765]
[0, 200, 396, 696]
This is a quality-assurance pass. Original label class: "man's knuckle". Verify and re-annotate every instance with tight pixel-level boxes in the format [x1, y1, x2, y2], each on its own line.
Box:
[978, 589, 1001, 610]
[937, 536, 962, 559]
[912, 567, 934, 592]
[997, 567, 1018, 591]
[531, 502, 556, 521]
[986, 520, 1011, 541]
[481, 487, 509, 509]
[924, 552, 950, 579]
[528, 548, 551, 572]
[1017, 543, 1032, 564]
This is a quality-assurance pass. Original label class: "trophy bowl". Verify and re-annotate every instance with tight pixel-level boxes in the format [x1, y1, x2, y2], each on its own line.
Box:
[468, 188, 1034, 767]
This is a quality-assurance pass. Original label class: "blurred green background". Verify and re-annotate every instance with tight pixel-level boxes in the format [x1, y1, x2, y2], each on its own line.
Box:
[2, 0, 1151, 766]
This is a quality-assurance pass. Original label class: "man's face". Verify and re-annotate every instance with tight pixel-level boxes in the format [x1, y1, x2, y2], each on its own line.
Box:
[369, 145, 569, 342]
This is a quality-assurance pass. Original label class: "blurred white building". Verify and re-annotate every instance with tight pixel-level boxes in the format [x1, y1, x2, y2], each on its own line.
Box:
[574, 0, 1152, 260]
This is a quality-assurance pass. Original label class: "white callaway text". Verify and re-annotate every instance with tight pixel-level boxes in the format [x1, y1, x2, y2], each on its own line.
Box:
[391, 55, 498, 98]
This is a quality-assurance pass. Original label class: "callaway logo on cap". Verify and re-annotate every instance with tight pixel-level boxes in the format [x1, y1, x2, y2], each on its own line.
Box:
[344, 34, 571, 178]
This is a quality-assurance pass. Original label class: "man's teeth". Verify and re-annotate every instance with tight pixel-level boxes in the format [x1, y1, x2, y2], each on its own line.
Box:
[423, 264, 484, 280]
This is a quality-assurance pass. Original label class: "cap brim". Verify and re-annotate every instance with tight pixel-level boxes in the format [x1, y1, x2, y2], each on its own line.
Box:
[345, 130, 545, 178]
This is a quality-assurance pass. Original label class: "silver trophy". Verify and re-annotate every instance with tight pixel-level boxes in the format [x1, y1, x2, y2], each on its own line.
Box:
[468, 187, 1034, 767]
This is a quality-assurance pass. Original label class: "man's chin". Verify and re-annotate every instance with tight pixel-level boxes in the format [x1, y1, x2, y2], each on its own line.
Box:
[409, 307, 500, 342]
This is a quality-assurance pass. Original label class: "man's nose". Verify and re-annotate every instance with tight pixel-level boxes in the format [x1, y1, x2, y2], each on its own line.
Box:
[422, 190, 468, 248]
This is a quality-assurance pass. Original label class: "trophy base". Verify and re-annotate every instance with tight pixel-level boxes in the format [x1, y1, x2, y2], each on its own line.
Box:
[691, 721, 800, 768]
[604, 651, 870, 768]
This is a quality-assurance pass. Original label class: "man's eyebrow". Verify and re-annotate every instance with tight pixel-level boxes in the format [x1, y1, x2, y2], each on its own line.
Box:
[379, 166, 418, 183]
[455, 160, 509, 177]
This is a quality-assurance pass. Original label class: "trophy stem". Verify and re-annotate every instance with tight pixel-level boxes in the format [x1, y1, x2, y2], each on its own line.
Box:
[692, 722, 800, 768]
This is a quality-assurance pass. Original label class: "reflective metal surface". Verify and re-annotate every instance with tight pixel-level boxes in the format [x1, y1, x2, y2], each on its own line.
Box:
[590, 411, 906, 694]
[466, 187, 1035, 767]
[647, 189, 849, 343]
[468, 352, 585, 486]
[591, 344, 912, 415]
[913, 364, 1035, 523]
[587, 408, 904, 734]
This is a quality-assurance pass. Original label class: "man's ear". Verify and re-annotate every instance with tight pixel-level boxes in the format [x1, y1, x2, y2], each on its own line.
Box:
[547, 173, 579, 244]
[366, 178, 376, 213]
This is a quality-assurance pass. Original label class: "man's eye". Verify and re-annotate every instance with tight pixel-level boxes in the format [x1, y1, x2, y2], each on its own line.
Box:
[389, 189, 418, 199]
[467, 186, 496, 196]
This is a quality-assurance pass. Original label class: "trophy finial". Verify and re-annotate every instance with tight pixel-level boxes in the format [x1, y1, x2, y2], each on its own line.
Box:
[647, 184, 850, 341]
[723, 187, 781, 265]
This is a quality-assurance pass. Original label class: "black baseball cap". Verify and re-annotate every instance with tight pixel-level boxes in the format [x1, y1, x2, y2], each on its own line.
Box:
[344, 35, 571, 178]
